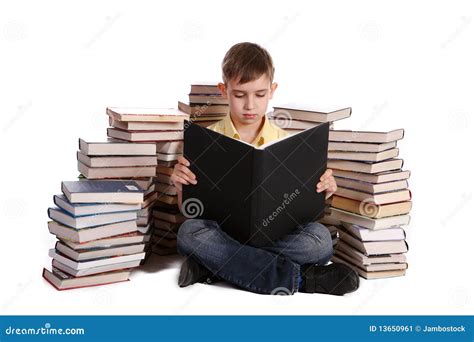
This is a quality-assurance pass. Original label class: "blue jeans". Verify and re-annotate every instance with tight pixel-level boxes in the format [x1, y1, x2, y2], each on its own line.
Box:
[177, 219, 333, 295]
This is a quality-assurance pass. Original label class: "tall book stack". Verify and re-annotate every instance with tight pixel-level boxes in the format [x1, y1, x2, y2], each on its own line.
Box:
[324, 129, 412, 279]
[77, 137, 158, 262]
[268, 104, 352, 134]
[43, 180, 146, 290]
[105, 107, 189, 259]
[107, 108, 189, 254]
[151, 140, 187, 255]
[178, 82, 229, 127]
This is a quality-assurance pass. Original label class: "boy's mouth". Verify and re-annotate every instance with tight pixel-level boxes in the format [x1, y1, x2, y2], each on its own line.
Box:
[242, 113, 257, 119]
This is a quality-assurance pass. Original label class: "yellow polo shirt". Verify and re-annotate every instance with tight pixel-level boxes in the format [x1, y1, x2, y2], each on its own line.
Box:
[207, 113, 290, 147]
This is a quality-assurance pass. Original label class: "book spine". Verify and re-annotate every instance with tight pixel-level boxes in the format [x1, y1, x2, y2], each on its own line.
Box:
[47, 207, 53, 221]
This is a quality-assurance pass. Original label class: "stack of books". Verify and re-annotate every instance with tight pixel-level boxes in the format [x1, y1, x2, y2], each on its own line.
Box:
[105, 107, 189, 259]
[77, 138, 157, 180]
[268, 104, 352, 134]
[152, 204, 187, 255]
[324, 129, 411, 279]
[77, 137, 158, 262]
[107, 107, 187, 142]
[43, 180, 147, 290]
[178, 82, 229, 127]
[152, 141, 186, 255]
[106, 107, 189, 257]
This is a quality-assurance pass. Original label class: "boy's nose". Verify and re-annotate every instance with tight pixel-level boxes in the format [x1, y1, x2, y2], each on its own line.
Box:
[244, 98, 256, 110]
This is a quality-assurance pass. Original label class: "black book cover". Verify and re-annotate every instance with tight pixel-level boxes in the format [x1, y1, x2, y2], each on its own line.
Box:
[182, 120, 329, 247]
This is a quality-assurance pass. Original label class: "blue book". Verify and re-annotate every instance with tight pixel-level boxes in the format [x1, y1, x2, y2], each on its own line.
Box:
[61, 180, 144, 204]
[48, 207, 138, 229]
[53, 194, 141, 217]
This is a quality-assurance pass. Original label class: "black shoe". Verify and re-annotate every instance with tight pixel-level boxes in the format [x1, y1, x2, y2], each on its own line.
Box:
[300, 262, 360, 295]
[178, 257, 214, 287]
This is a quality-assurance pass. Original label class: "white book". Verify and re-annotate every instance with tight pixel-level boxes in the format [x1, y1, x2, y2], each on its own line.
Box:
[52, 259, 141, 277]
[55, 241, 145, 261]
[107, 128, 183, 142]
[329, 208, 410, 230]
[77, 151, 157, 168]
[335, 240, 407, 265]
[48, 220, 138, 243]
[78, 161, 156, 180]
[49, 249, 145, 270]
[79, 138, 156, 156]
[61, 232, 146, 250]
[341, 222, 406, 241]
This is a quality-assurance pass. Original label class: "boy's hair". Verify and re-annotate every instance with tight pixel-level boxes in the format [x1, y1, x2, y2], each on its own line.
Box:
[221, 42, 275, 85]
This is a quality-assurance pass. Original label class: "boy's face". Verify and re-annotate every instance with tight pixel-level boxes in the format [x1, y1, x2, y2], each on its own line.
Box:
[218, 74, 277, 127]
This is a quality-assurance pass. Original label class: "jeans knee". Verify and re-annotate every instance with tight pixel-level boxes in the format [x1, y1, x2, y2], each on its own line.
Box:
[300, 222, 333, 265]
[177, 219, 216, 255]
[177, 219, 200, 254]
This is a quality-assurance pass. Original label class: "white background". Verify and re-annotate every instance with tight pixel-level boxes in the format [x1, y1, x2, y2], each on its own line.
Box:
[0, 0, 472, 315]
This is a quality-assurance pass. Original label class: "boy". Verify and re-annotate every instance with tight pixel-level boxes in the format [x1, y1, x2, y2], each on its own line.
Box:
[170, 42, 359, 295]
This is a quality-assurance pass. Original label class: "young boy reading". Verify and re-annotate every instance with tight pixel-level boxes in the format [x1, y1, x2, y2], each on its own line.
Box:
[170, 42, 359, 295]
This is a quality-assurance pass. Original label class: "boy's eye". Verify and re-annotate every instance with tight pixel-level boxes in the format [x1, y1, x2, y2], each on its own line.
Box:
[234, 94, 244, 98]
[256, 94, 266, 98]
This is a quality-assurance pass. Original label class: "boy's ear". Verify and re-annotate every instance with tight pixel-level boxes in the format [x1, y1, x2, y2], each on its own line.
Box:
[218, 82, 227, 99]
[269, 82, 278, 99]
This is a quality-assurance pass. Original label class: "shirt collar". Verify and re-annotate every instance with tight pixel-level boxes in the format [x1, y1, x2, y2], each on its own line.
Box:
[223, 112, 272, 147]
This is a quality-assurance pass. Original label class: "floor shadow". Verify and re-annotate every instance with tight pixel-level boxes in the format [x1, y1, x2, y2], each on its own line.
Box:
[135, 253, 184, 274]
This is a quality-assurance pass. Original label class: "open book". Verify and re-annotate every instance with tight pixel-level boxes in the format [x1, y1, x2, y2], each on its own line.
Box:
[182, 120, 329, 247]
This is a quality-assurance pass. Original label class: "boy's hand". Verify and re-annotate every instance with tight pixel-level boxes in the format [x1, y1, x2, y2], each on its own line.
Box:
[317, 169, 337, 200]
[171, 156, 197, 192]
